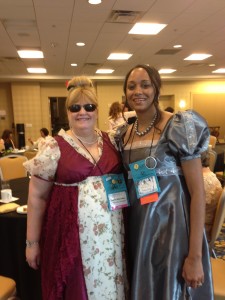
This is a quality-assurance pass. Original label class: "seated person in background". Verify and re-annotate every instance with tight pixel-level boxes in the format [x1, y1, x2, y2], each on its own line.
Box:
[164, 106, 174, 113]
[108, 101, 136, 132]
[28, 128, 51, 150]
[201, 150, 223, 241]
[1, 129, 15, 150]
[0, 138, 5, 151]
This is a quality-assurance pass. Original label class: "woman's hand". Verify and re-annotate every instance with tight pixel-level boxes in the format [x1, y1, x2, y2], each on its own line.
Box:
[26, 244, 40, 270]
[182, 256, 204, 289]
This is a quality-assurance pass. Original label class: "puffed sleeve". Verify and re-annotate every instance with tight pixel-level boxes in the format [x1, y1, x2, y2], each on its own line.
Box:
[167, 110, 210, 161]
[23, 137, 61, 181]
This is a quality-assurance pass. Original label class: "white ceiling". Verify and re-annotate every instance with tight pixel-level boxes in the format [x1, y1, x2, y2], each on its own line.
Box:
[0, 0, 225, 82]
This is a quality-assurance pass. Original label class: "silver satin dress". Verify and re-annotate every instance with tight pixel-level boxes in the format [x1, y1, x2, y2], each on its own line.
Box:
[121, 110, 213, 300]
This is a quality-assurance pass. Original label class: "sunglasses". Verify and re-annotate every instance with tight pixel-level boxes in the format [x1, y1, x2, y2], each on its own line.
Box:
[68, 104, 97, 113]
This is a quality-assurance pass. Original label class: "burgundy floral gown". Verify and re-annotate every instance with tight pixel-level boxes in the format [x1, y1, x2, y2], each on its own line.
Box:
[24, 129, 126, 300]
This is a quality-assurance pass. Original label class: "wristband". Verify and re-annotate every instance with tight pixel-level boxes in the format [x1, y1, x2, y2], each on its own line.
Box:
[26, 240, 39, 248]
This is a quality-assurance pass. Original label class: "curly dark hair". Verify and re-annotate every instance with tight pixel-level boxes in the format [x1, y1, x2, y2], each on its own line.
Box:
[40, 128, 49, 137]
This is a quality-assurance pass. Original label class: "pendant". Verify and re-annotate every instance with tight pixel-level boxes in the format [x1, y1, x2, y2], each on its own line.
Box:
[145, 156, 157, 169]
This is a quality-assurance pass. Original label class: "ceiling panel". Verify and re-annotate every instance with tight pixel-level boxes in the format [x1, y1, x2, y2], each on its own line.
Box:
[0, 0, 225, 81]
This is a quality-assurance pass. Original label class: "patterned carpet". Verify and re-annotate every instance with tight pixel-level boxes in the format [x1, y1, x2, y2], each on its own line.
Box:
[214, 222, 225, 260]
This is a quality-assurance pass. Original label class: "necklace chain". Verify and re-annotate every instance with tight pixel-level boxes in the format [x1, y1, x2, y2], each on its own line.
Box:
[71, 129, 98, 145]
[134, 112, 158, 136]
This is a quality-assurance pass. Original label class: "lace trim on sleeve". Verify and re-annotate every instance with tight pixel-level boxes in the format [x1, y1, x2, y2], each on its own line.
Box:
[182, 111, 198, 155]
[23, 137, 60, 181]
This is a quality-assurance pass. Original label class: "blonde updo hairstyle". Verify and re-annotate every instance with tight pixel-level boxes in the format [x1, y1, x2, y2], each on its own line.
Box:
[66, 76, 98, 109]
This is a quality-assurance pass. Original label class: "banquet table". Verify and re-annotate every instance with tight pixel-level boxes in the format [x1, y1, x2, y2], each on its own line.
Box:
[0, 177, 42, 300]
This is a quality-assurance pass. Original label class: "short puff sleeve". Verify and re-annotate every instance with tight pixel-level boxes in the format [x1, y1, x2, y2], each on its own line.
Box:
[167, 110, 209, 161]
[23, 137, 61, 181]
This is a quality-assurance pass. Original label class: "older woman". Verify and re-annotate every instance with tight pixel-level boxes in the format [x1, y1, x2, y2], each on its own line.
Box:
[116, 65, 213, 299]
[201, 150, 222, 241]
[24, 76, 127, 300]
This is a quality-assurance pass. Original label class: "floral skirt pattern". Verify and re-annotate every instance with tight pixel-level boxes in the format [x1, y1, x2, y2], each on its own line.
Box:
[78, 176, 125, 300]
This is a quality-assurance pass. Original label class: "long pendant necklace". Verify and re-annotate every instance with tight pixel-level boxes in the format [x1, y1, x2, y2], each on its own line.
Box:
[145, 127, 157, 169]
[72, 130, 103, 174]
[129, 125, 157, 169]
[71, 129, 98, 145]
[134, 112, 158, 136]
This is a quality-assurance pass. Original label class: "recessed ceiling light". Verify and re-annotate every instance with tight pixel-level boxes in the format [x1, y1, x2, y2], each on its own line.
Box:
[173, 45, 182, 48]
[18, 50, 44, 58]
[71, 63, 78, 67]
[27, 68, 47, 73]
[76, 42, 85, 47]
[212, 68, 225, 73]
[96, 69, 114, 74]
[159, 69, 176, 74]
[88, 0, 102, 4]
[184, 54, 212, 60]
[129, 23, 167, 35]
[107, 53, 132, 60]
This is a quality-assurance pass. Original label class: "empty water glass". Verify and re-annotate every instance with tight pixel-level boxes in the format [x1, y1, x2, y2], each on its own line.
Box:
[1, 180, 10, 190]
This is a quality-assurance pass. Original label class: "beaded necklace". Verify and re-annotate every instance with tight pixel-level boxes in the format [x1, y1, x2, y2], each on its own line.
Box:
[71, 129, 98, 145]
[134, 112, 158, 137]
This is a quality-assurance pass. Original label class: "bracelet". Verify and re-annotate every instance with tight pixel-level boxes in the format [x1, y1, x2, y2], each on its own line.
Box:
[26, 240, 39, 248]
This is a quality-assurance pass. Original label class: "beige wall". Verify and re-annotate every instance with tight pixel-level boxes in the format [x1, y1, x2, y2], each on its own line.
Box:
[11, 82, 42, 145]
[0, 83, 14, 137]
[96, 81, 125, 131]
[161, 80, 225, 138]
[193, 94, 225, 138]
[1, 79, 225, 147]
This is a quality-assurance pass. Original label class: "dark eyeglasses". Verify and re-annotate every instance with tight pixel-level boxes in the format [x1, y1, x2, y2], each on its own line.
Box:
[68, 104, 97, 113]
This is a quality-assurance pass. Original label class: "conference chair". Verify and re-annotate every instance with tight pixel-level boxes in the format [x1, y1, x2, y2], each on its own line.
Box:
[208, 149, 217, 172]
[0, 154, 28, 181]
[209, 135, 217, 148]
[23, 151, 37, 160]
[211, 257, 225, 300]
[0, 275, 16, 300]
[208, 187, 225, 300]
[209, 187, 225, 256]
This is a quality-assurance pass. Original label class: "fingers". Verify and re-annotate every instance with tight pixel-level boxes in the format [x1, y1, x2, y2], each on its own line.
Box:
[186, 280, 204, 289]
[182, 270, 204, 289]
[182, 258, 204, 289]
[196, 282, 203, 287]
[26, 258, 40, 270]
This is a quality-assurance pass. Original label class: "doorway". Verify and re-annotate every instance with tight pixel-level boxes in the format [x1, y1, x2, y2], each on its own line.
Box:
[49, 97, 69, 136]
[159, 95, 175, 111]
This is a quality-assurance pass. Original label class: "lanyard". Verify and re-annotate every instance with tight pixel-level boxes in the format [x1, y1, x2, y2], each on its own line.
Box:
[76, 137, 104, 175]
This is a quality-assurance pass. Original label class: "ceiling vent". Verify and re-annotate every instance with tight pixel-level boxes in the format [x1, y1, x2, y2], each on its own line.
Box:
[0, 57, 21, 62]
[155, 49, 182, 55]
[107, 10, 142, 24]
[84, 63, 102, 67]
[185, 63, 208, 67]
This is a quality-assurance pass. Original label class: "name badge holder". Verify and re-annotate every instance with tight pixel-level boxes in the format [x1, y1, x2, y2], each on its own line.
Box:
[129, 158, 160, 205]
[102, 173, 130, 211]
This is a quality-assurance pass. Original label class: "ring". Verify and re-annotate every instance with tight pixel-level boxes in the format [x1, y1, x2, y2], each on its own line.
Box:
[197, 283, 202, 287]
